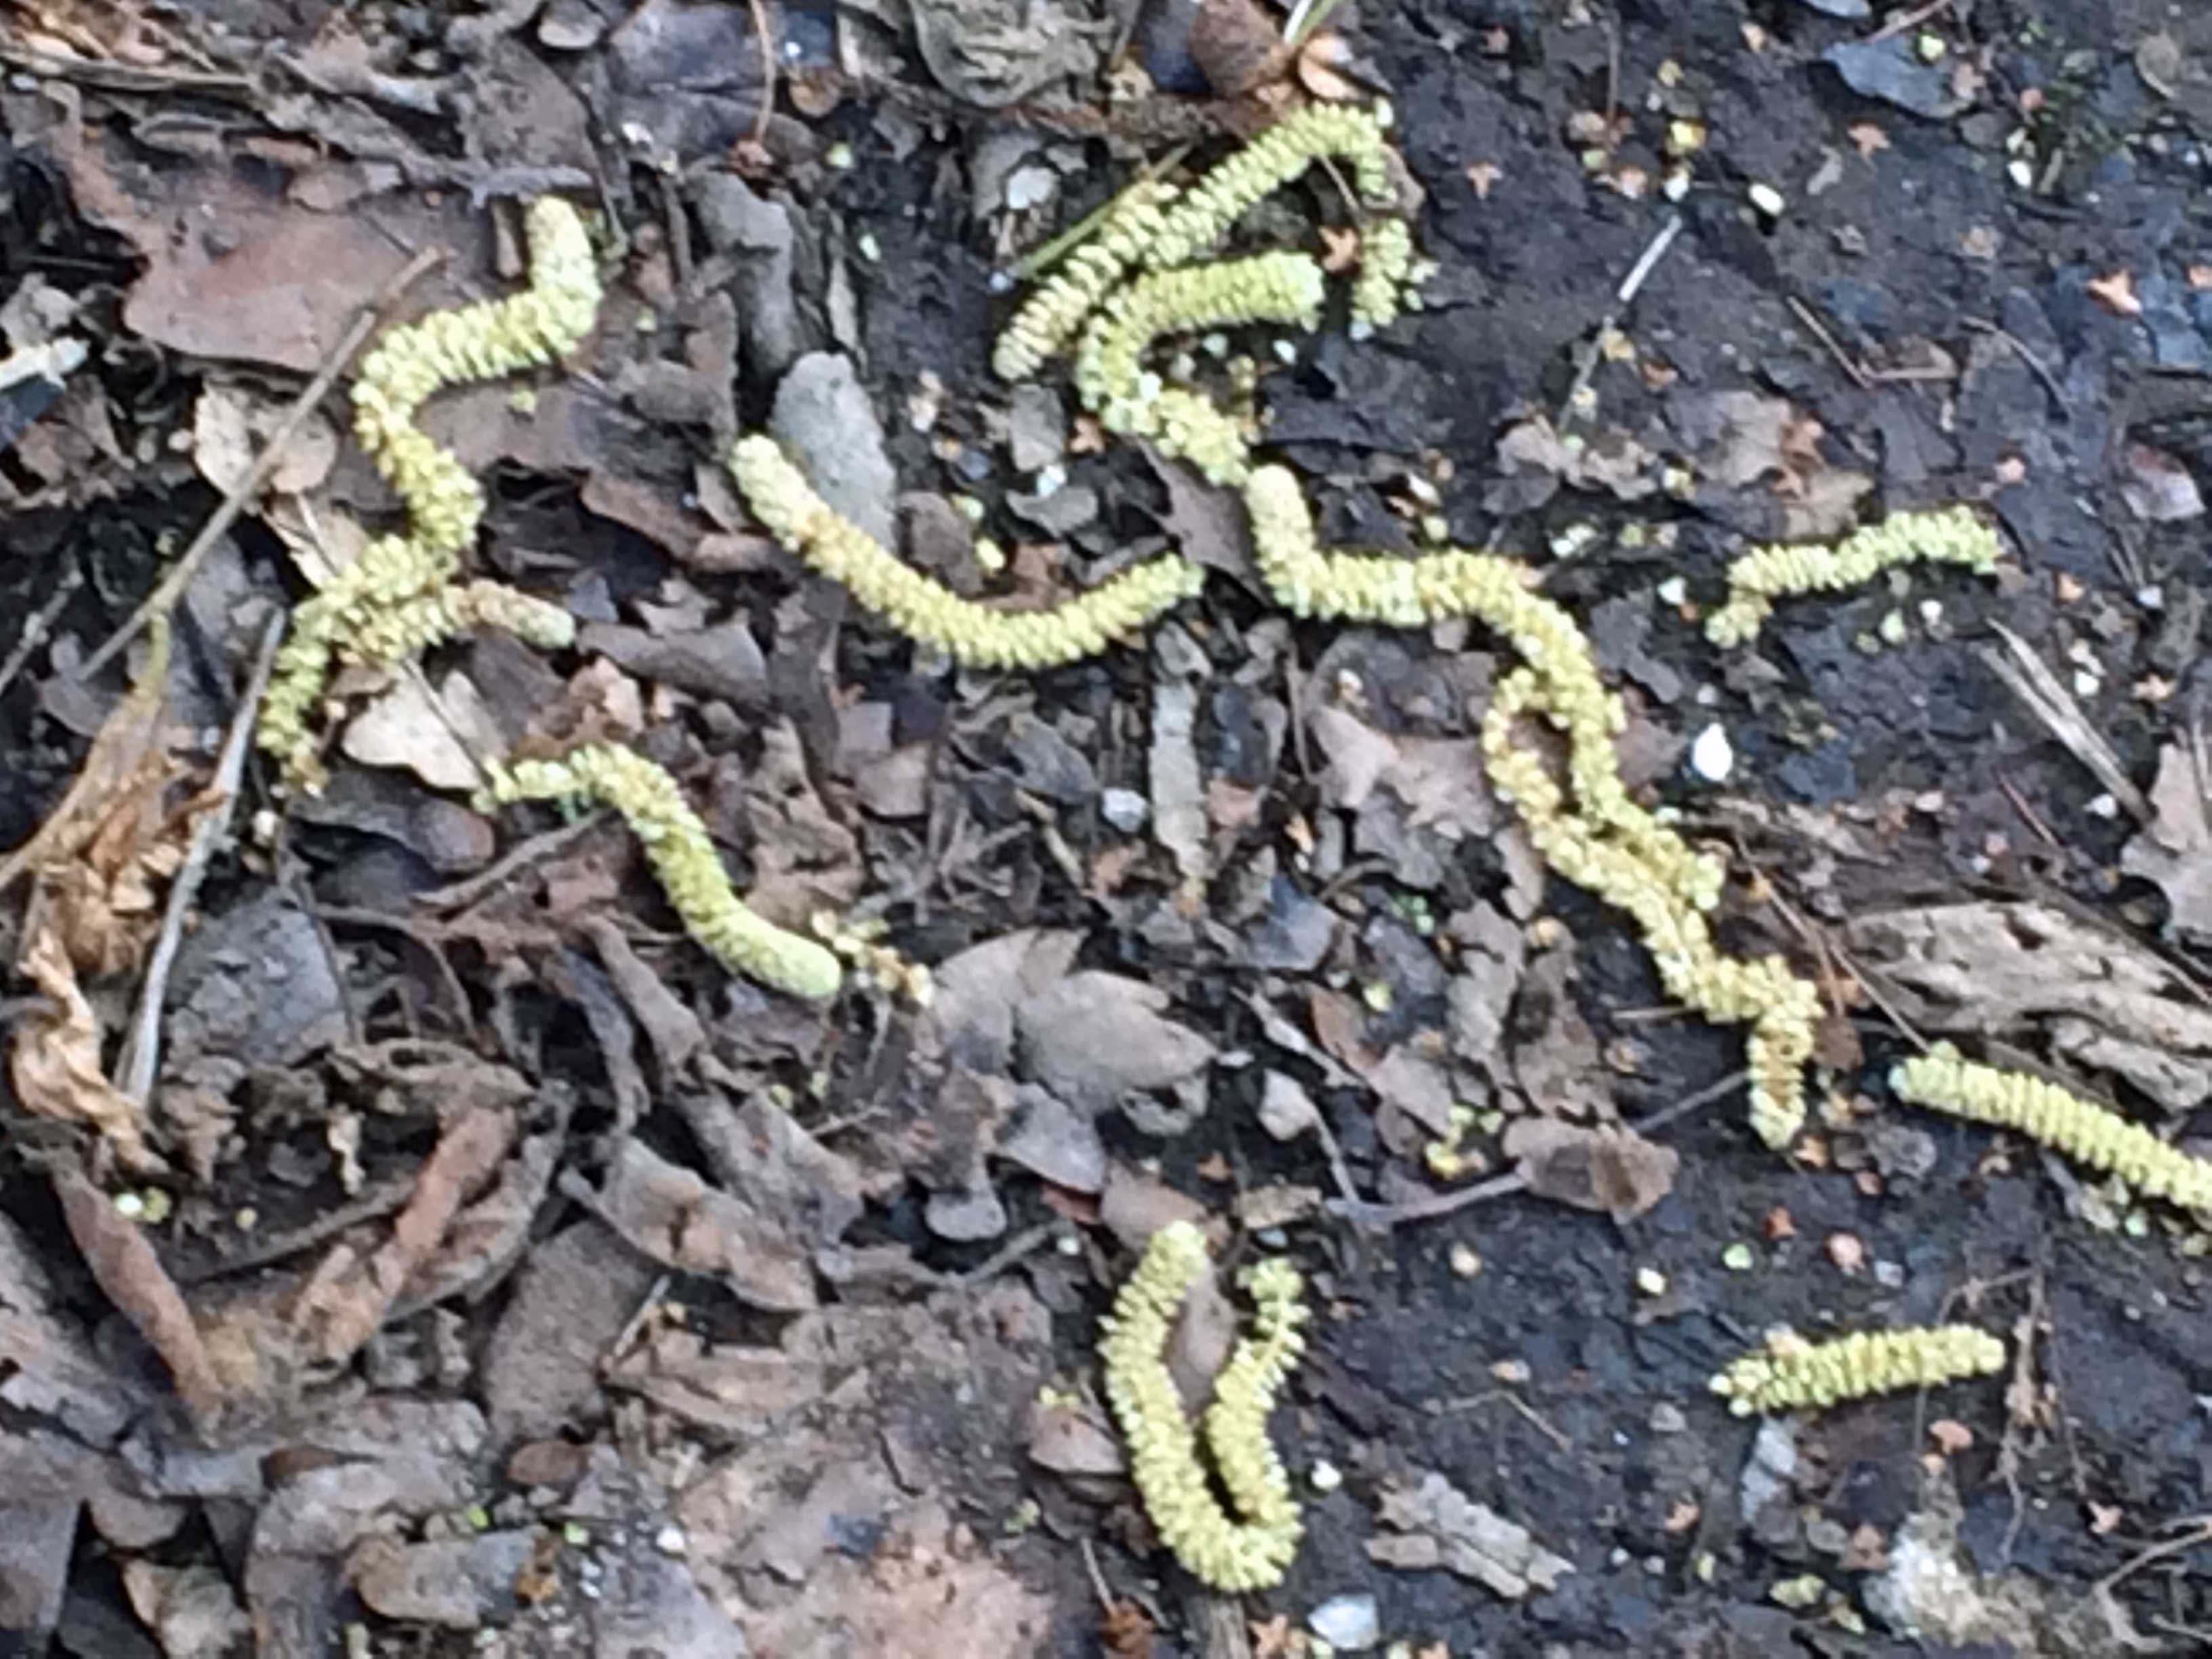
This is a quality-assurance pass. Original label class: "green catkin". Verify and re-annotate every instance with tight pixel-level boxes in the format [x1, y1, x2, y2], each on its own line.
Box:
[1705, 506, 2003, 647]
[1891, 1046, 2212, 1211]
[727, 435, 1204, 668]
[258, 197, 602, 792]
[474, 743, 843, 1001]
[1098, 1221, 1308, 1592]
[1137, 100, 1398, 271]
[1709, 1324, 2006, 1416]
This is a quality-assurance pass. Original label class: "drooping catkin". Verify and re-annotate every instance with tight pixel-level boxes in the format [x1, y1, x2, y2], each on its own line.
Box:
[259, 198, 602, 790]
[474, 743, 843, 1001]
[727, 435, 1204, 668]
[1706, 506, 2002, 647]
[1098, 1221, 1308, 1592]
[1891, 1046, 2212, 1211]
[1709, 1324, 2006, 1416]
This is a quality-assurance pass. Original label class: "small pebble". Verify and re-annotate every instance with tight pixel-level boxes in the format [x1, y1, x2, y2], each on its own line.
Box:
[1689, 723, 1734, 783]
[1747, 182, 1786, 218]
[1635, 1266, 1668, 1297]
[1649, 1401, 1688, 1434]
[654, 1525, 687, 1557]
[1450, 1243, 1483, 1278]
[1308, 1592, 1380, 1652]
[1311, 1460, 1343, 1494]
[1721, 1242, 1755, 1271]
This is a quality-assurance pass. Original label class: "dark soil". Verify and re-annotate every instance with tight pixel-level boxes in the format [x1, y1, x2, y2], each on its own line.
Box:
[2, 1, 2210, 1656]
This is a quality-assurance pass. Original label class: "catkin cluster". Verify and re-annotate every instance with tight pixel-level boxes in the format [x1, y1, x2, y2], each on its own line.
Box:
[474, 743, 843, 1001]
[1709, 1324, 2006, 1416]
[259, 197, 602, 790]
[1098, 1221, 1309, 1592]
[1891, 1046, 2212, 1212]
[727, 436, 1203, 669]
[1705, 506, 2003, 647]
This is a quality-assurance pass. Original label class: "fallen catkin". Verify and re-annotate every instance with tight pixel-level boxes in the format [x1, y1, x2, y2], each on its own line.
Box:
[992, 177, 1181, 384]
[259, 197, 602, 790]
[727, 434, 1204, 668]
[1891, 1046, 2212, 1212]
[1073, 253, 1327, 485]
[1098, 1221, 1309, 1592]
[1705, 506, 2003, 648]
[474, 743, 843, 1002]
[1709, 1324, 2006, 1416]
[1244, 463, 1814, 1147]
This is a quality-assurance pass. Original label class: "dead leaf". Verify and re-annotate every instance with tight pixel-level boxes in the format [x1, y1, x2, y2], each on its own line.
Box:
[1016, 971, 1217, 1113]
[1465, 161, 1502, 199]
[1311, 706, 1494, 837]
[1502, 1118, 1678, 1221]
[2122, 743, 2212, 943]
[340, 672, 495, 792]
[592, 1140, 819, 1312]
[1027, 1399, 1125, 1475]
[1843, 901, 2212, 1109]
[9, 924, 163, 1174]
[1186, 0, 1290, 95]
[1370, 1469, 1574, 1599]
[190, 384, 336, 496]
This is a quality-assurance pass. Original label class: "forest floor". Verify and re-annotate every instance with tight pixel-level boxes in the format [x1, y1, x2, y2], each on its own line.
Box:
[1, 0, 2210, 1656]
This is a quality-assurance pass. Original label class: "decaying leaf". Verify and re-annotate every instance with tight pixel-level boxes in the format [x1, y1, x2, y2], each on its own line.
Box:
[1843, 901, 2212, 1111]
[9, 924, 163, 1174]
[1502, 1118, 1678, 1221]
[2121, 741, 2212, 944]
[1370, 1469, 1574, 1599]
[1311, 705, 1494, 837]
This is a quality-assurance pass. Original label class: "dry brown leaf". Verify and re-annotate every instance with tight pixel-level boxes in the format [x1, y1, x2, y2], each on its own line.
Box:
[2122, 741, 2212, 943]
[1501, 1118, 1677, 1221]
[1371, 1469, 1574, 1599]
[9, 922, 163, 1174]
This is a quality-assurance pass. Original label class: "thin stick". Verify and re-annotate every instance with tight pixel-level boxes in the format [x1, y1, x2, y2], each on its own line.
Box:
[80, 246, 443, 681]
[0, 565, 81, 701]
[1980, 620, 2150, 820]
[745, 0, 777, 147]
[1557, 213, 1683, 426]
[1787, 295, 1873, 390]
[115, 611, 286, 1103]
[1962, 317, 2067, 412]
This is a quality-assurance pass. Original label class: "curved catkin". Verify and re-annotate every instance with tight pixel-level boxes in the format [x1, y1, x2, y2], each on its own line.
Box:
[1709, 1324, 2006, 1416]
[727, 435, 1203, 668]
[993, 177, 1181, 384]
[1073, 253, 1328, 485]
[474, 743, 843, 1001]
[1098, 1221, 1309, 1592]
[1891, 1046, 2212, 1211]
[1706, 506, 2002, 647]
[1246, 463, 1814, 1148]
[259, 198, 603, 791]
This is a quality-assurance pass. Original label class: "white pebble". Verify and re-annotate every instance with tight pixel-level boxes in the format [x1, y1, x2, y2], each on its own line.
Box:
[1748, 182, 1786, 218]
[1656, 576, 1687, 606]
[2087, 792, 2119, 819]
[1689, 722, 1734, 783]
[1309, 1593, 1380, 1652]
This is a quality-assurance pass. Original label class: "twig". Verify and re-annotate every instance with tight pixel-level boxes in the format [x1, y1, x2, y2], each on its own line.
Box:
[745, 0, 777, 147]
[1994, 770, 2064, 850]
[1787, 295, 1873, 390]
[115, 611, 285, 1103]
[0, 565, 82, 701]
[1979, 620, 2151, 821]
[0, 41, 252, 96]
[1326, 1168, 1527, 1229]
[2097, 1515, 2212, 1597]
[1435, 1387, 1574, 1454]
[1962, 317, 2067, 413]
[1284, 0, 1351, 49]
[79, 245, 443, 681]
[1626, 1067, 1750, 1137]
[1557, 213, 1683, 426]
[1870, 0, 1954, 41]
[1010, 145, 1193, 282]
[411, 812, 604, 914]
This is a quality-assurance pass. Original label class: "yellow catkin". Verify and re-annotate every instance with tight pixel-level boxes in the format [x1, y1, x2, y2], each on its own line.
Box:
[1709, 1324, 2006, 1416]
[1098, 1221, 1308, 1592]
[1073, 253, 1327, 485]
[1705, 506, 2003, 647]
[1890, 1046, 2212, 1211]
[1138, 101, 1397, 272]
[474, 743, 842, 1001]
[258, 197, 602, 791]
[726, 434, 1203, 668]
[1348, 216, 1418, 333]
[992, 177, 1181, 383]
[1243, 463, 1815, 1147]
